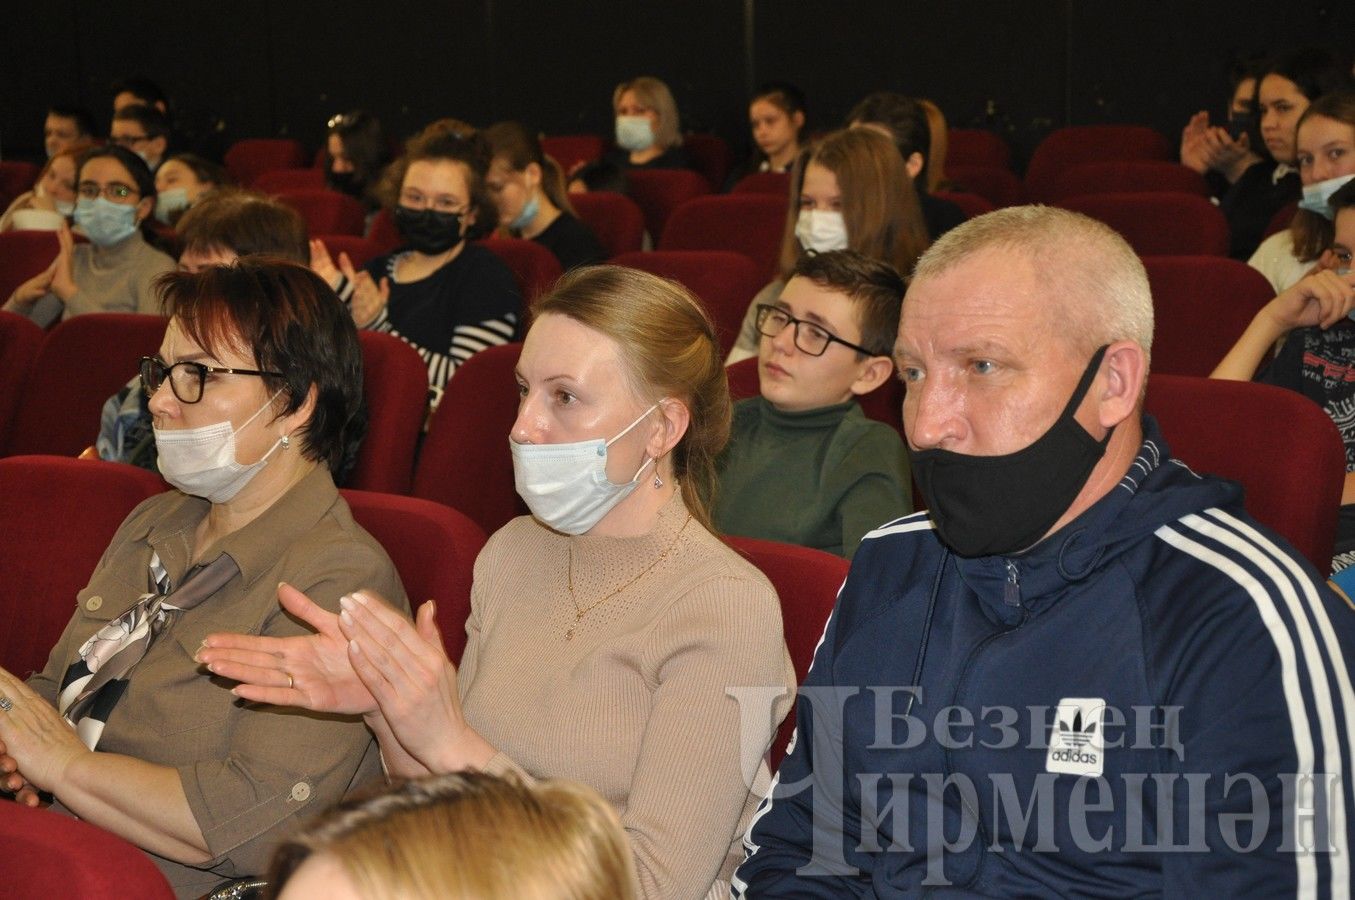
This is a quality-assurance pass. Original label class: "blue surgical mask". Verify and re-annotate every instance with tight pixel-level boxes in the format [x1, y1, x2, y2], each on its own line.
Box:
[510, 404, 660, 535]
[1299, 174, 1355, 220]
[615, 116, 656, 153]
[74, 197, 140, 247]
[510, 192, 540, 232]
[155, 188, 191, 225]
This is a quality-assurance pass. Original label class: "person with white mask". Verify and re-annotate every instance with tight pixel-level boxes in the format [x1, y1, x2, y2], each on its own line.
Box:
[727, 127, 930, 364]
[1251, 90, 1355, 293]
[153, 154, 228, 227]
[4, 145, 173, 326]
[0, 259, 407, 899]
[196, 265, 795, 900]
[569, 76, 694, 193]
[0, 139, 89, 233]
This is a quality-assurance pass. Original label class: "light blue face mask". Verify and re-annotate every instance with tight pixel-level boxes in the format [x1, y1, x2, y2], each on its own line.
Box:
[74, 196, 140, 247]
[155, 188, 191, 225]
[1299, 173, 1355, 220]
[510, 191, 540, 232]
[615, 116, 656, 153]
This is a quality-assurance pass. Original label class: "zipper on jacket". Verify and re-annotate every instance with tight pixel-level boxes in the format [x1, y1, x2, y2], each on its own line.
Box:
[1003, 559, 1021, 607]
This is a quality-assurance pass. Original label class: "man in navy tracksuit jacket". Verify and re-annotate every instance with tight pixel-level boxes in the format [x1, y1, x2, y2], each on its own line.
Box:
[734, 206, 1355, 897]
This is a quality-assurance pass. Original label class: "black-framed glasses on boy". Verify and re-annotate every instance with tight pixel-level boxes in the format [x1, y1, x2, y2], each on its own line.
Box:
[754, 304, 875, 357]
[140, 356, 285, 404]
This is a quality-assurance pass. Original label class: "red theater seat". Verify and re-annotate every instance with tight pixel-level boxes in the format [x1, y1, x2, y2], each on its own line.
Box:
[0, 456, 166, 677]
[625, 168, 711, 241]
[347, 331, 428, 495]
[253, 167, 327, 194]
[684, 133, 733, 190]
[223, 138, 309, 187]
[934, 190, 994, 219]
[1049, 160, 1211, 202]
[480, 237, 563, 302]
[730, 172, 791, 196]
[0, 311, 42, 440]
[1145, 375, 1344, 577]
[0, 230, 59, 304]
[413, 342, 525, 536]
[276, 189, 366, 236]
[727, 536, 848, 771]
[5, 314, 167, 457]
[541, 135, 607, 176]
[1059, 193, 1229, 257]
[611, 250, 764, 357]
[659, 193, 786, 281]
[947, 129, 1013, 171]
[0, 160, 40, 210]
[569, 192, 645, 258]
[1026, 125, 1172, 203]
[944, 165, 1026, 209]
[341, 489, 486, 664]
[315, 234, 382, 269]
[1143, 256, 1276, 377]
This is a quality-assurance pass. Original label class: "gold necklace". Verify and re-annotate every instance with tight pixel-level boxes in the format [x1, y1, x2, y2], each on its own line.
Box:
[565, 515, 692, 640]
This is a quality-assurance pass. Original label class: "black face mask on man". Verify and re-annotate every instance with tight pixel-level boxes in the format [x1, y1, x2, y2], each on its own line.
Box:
[394, 205, 465, 255]
[908, 345, 1113, 558]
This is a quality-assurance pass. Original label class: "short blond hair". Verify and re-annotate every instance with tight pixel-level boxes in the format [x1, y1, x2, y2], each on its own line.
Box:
[911, 205, 1153, 364]
[267, 773, 636, 900]
[613, 76, 682, 150]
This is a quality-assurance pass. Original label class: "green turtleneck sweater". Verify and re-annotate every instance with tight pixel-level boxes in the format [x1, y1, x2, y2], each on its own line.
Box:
[714, 396, 912, 559]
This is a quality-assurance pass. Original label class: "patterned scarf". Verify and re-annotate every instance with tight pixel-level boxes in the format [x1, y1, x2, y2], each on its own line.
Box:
[58, 551, 239, 750]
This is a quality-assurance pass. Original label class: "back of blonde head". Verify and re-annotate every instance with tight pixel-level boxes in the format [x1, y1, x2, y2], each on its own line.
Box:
[911, 204, 1154, 364]
[268, 772, 636, 900]
[533, 265, 731, 533]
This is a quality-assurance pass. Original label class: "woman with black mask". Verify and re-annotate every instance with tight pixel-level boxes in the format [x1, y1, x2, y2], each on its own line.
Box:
[311, 121, 521, 411]
[324, 110, 389, 212]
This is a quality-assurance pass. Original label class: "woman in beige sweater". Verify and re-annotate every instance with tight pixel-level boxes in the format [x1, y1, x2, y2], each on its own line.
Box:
[199, 266, 796, 900]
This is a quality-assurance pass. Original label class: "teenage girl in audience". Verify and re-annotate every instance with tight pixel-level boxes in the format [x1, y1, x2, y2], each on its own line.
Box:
[0, 260, 406, 898]
[153, 153, 228, 226]
[1180, 59, 1265, 257]
[199, 265, 796, 900]
[1213, 178, 1355, 569]
[269, 773, 636, 900]
[727, 127, 931, 363]
[1250, 90, 1355, 293]
[311, 123, 521, 411]
[484, 121, 606, 271]
[726, 82, 807, 188]
[570, 76, 692, 192]
[1243, 49, 1352, 280]
[3, 145, 174, 327]
[0, 140, 91, 232]
[324, 110, 389, 211]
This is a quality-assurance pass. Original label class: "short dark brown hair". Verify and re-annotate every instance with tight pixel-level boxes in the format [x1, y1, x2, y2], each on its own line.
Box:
[379, 120, 498, 237]
[155, 259, 366, 476]
[175, 189, 308, 263]
[789, 250, 905, 357]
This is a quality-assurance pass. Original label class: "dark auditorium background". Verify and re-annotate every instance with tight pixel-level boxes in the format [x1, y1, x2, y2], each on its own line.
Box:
[4, 0, 1352, 166]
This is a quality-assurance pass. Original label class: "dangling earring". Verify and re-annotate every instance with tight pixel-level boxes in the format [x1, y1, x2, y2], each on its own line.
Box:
[281, 434, 291, 449]
[654, 473, 664, 489]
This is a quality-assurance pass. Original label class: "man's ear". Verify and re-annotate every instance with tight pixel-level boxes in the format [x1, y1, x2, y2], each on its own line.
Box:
[1095, 340, 1147, 429]
[849, 355, 896, 397]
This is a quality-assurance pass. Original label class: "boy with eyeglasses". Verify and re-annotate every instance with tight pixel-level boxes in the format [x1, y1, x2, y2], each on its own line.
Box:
[713, 250, 912, 559]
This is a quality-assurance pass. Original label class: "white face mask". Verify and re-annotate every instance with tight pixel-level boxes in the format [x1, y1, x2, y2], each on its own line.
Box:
[795, 209, 849, 253]
[510, 404, 659, 535]
[154, 391, 287, 504]
[1299, 173, 1355, 220]
[615, 116, 656, 153]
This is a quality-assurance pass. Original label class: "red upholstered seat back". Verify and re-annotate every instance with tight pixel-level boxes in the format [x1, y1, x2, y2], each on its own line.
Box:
[315, 234, 382, 269]
[569, 191, 645, 258]
[659, 193, 787, 281]
[223, 138, 308, 187]
[934, 189, 995, 219]
[1026, 124, 1172, 202]
[0, 801, 175, 899]
[947, 129, 1013, 170]
[1058, 192, 1230, 256]
[0, 230, 60, 304]
[683, 133, 733, 190]
[0, 160, 40, 210]
[611, 250, 763, 358]
[0, 456, 167, 677]
[541, 135, 607, 176]
[727, 536, 848, 772]
[413, 342, 526, 536]
[340, 489, 486, 664]
[276, 189, 367, 236]
[1143, 256, 1276, 377]
[944, 164, 1026, 208]
[0, 311, 44, 441]
[480, 237, 562, 303]
[1049, 160, 1211, 202]
[1145, 374, 1344, 576]
[346, 331, 428, 494]
[730, 172, 790, 196]
[253, 167, 327, 194]
[6, 313, 168, 457]
[625, 168, 711, 241]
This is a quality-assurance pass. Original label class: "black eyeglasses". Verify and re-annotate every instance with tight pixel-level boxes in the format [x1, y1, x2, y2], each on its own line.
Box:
[140, 356, 284, 404]
[754, 304, 875, 357]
